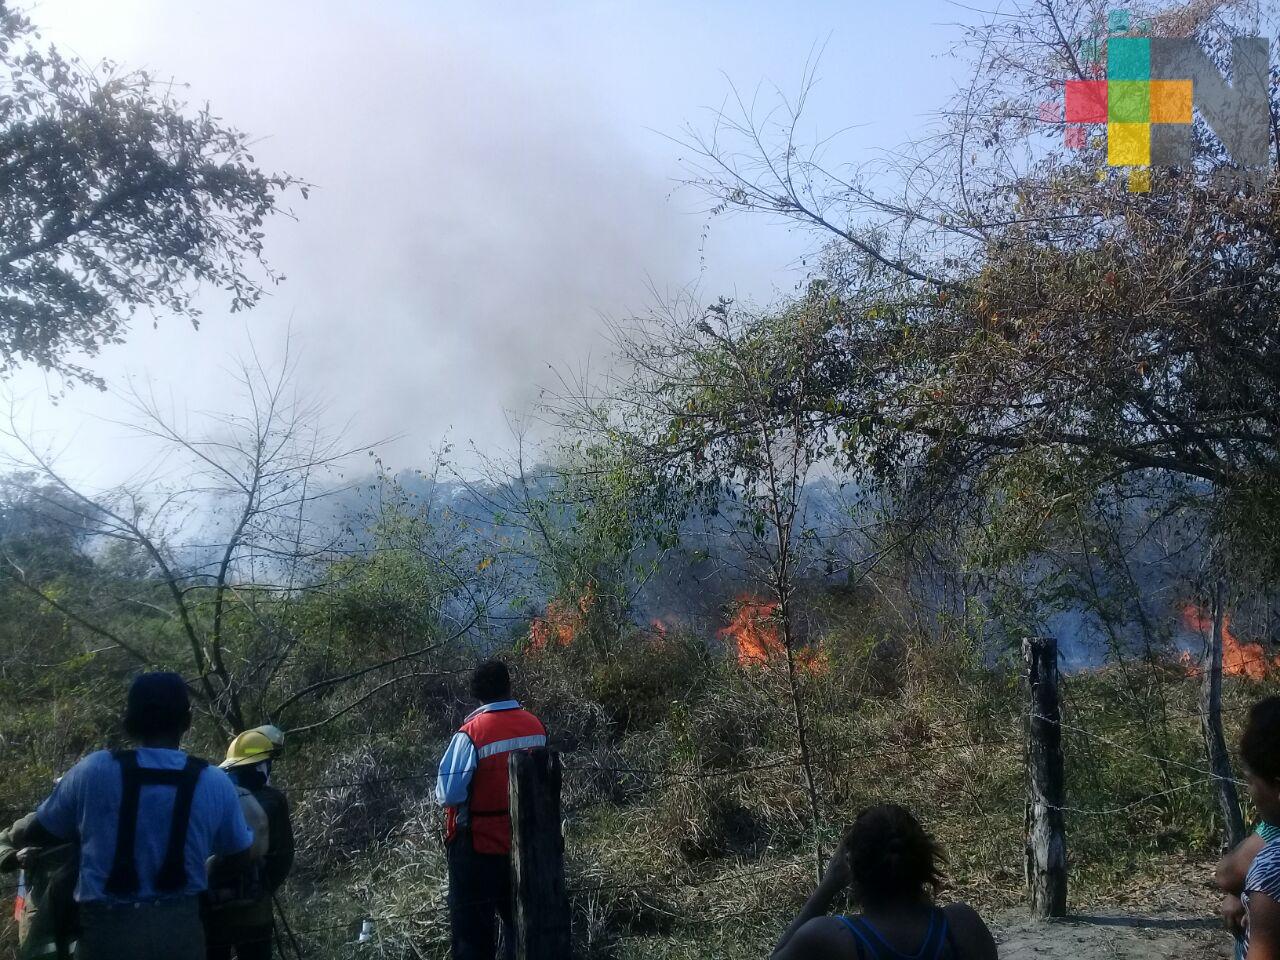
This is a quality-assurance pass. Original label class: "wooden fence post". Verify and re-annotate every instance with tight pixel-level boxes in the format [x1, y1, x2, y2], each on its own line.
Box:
[509, 748, 571, 960]
[1023, 636, 1068, 919]
[1202, 579, 1246, 848]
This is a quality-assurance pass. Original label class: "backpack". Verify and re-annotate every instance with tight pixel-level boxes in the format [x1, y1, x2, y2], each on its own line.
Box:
[239, 788, 270, 861]
[14, 841, 79, 960]
[205, 787, 269, 910]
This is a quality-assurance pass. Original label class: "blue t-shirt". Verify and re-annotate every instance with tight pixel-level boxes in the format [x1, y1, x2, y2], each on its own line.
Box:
[37, 748, 253, 903]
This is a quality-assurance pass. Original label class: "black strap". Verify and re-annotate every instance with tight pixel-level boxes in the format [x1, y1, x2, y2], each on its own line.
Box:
[105, 750, 208, 896]
[105, 751, 142, 896]
[158, 755, 206, 892]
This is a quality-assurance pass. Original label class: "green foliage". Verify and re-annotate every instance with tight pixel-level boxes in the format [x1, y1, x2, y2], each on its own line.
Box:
[579, 632, 714, 736]
[0, 1, 303, 386]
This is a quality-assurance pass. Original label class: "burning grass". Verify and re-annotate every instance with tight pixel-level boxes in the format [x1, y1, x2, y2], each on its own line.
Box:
[530, 589, 595, 652]
[717, 595, 827, 675]
[1178, 601, 1280, 680]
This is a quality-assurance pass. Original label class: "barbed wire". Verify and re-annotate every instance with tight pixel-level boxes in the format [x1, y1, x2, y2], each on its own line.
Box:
[169, 706, 1255, 803]
[275, 716, 1236, 799]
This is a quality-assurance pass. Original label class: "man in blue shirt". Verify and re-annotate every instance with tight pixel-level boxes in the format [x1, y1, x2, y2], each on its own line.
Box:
[17, 672, 254, 960]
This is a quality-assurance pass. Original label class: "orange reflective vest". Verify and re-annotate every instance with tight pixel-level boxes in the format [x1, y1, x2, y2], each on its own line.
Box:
[444, 705, 547, 855]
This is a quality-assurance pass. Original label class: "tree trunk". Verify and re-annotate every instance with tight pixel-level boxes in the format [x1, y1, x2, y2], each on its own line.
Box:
[1023, 636, 1068, 919]
[1202, 580, 1246, 849]
[777, 595, 824, 883]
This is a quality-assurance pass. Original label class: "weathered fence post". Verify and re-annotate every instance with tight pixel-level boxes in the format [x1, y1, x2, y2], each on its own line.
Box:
[1202, 579, 1246, 848]
[509, 748, 571, 960]
[1023, 636, 1067, 919]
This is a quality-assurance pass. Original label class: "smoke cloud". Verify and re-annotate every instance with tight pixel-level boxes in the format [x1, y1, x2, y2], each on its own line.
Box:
[2, 1, 958, 484]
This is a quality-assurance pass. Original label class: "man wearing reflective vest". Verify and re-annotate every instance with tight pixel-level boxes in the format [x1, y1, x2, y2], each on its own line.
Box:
[435, 660, 547, 960]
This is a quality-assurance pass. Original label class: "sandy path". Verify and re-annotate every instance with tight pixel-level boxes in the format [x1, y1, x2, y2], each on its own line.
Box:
[996, 911, 1231, 959]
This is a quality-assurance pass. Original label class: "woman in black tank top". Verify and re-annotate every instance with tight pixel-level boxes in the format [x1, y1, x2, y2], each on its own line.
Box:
[770, 804, 999, 960]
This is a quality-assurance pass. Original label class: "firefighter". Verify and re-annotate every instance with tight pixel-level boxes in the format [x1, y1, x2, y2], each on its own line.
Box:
[436, 660, 547, 960]
[205, 726, 295, 960]
[16, 672, 254, 960]
[1, 808, 78, 959]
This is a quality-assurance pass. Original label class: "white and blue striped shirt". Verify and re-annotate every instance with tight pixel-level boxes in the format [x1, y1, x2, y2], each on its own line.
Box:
[1244, 836, 1280, 958]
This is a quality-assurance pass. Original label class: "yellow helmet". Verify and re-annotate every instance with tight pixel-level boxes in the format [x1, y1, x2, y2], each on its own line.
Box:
[221, 729, 279, 769]
[250, 724, 285, 750]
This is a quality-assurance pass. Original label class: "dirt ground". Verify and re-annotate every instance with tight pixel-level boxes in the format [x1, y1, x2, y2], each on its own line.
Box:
[996, 912, 1231, 959]
[993, 882, 1234, 959]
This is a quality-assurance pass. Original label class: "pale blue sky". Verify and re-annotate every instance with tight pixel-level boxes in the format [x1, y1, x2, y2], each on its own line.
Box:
[11, 1, 971, 482]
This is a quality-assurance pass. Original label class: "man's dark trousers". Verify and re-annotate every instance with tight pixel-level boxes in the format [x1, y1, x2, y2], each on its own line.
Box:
[207, 930, 274, 959]
[446, 835, 514, 960]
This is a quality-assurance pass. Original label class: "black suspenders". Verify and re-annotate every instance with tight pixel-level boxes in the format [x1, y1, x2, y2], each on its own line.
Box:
[105, 750, 208, 897]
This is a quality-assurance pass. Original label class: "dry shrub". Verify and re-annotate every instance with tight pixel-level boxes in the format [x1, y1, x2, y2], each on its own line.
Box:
[582, 634, 714, 735]
[344, 797, 453, 958]
[290, 746, 422, 874]
[521, 628, 715, 741]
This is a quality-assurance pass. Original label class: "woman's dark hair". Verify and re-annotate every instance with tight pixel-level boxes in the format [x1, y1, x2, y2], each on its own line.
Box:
[845, 803, 945, 907]
[471, 659, 512, 703]
[1242, 696, 1280, 782]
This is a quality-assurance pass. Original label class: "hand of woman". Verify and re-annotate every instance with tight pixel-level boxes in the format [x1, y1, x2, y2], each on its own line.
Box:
[819, 838, 853, 892]
[1222, 893, 1247, 936]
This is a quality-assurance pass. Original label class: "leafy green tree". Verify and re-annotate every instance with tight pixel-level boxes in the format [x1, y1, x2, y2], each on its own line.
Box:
[0, 1, 302, 386]
[680, 0, 1280, 845]
[268, 487, 493, 738]
[682, 1, 1280, 516]
[450, 424, 678, 658]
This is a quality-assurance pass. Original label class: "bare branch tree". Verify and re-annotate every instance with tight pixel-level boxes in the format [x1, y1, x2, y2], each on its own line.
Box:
[0, 337, 369, 732]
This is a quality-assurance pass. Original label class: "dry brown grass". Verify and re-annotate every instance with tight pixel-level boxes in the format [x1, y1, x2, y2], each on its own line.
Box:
[275, 617, 1277, 959]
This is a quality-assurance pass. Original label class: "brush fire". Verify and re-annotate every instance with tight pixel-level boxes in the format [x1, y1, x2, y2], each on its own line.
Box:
[529, 588, 594, 652]
[529, 591, 824, 672]
[1178, 602, 1280, 680]
[717, 595, 826, 674]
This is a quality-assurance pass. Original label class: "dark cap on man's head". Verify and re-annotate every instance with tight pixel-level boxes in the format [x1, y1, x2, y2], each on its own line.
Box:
[123, 671, 192, 740]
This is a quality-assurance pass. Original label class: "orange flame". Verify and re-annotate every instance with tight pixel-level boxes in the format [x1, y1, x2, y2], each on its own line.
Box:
[529, 587, 594, 652]
[1179, 602, 1279, 680]
[717, 596, 826, 674]
[719, 597, 781, 667]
